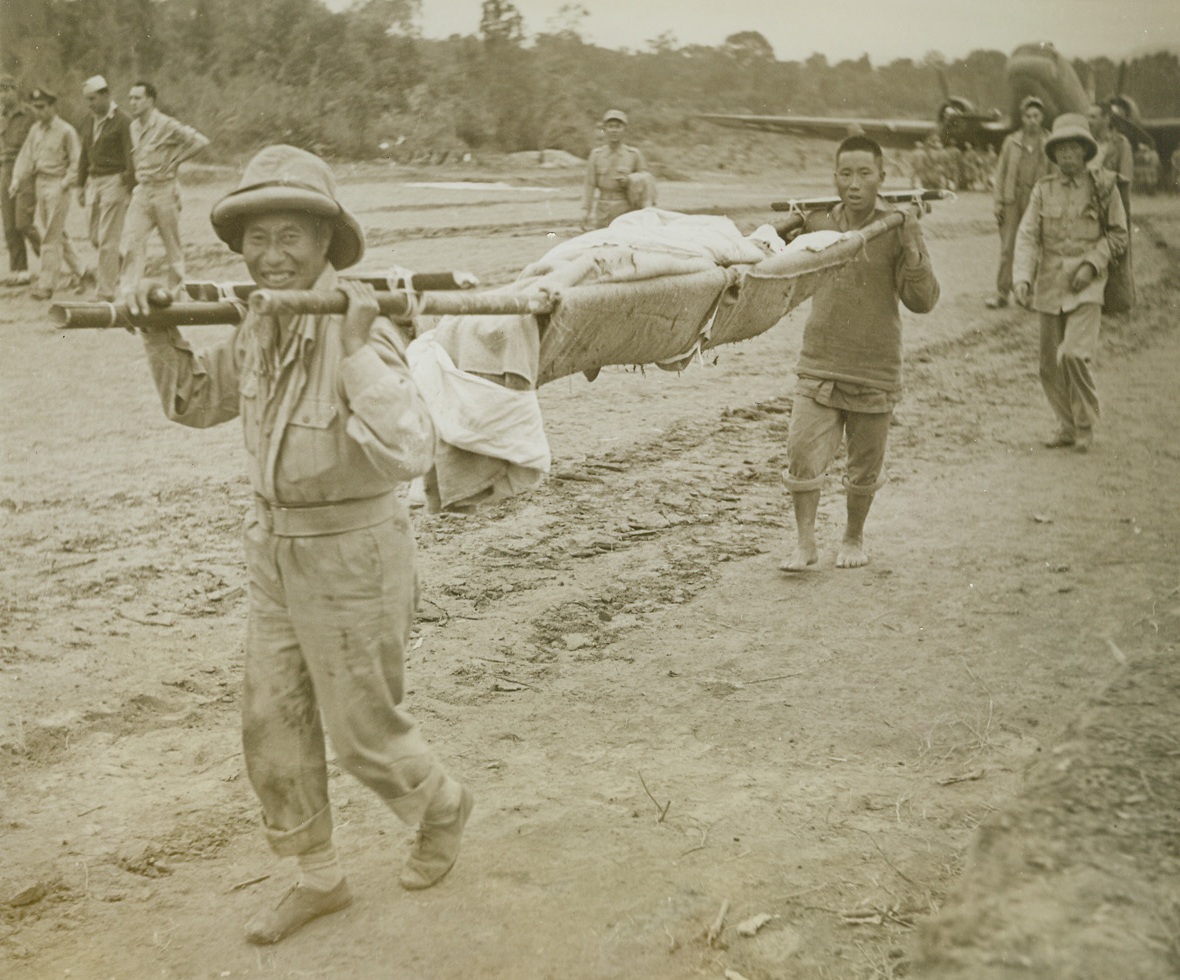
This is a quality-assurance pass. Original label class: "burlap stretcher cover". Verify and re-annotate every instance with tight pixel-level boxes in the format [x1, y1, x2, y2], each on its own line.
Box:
[410, 208, 867, 510]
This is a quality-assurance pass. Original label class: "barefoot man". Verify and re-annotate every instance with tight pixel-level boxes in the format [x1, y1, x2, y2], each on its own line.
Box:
[781, 134, 940, 571]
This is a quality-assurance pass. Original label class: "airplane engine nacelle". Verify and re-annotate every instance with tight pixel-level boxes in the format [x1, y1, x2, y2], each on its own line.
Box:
[1108, 94, 1140, 122]
[937, 97, 976, 122]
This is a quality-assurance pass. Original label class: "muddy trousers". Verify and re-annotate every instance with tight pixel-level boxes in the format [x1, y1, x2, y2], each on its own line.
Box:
[241, 513, 445, 858]
[1039, 304, 1101, 436]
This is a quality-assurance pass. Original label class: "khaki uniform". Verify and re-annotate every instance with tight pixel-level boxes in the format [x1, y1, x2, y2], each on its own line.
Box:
[141, 264, 446, 856]
[583, 142, 646, 228]
[1014, 168, 1128, 436]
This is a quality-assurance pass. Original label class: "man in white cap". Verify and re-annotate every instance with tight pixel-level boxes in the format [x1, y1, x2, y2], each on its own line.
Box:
[1014, 113, 1127, 453]
[581, 108, 648, 229]
[986, 94, 1050, 309]
[77, 75, 134, 301]
[127, 144, 473, 944]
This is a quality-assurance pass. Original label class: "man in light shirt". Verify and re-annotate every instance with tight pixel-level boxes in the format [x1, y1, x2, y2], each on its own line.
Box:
[121, 80, 209, 294]
[8, 87, 84, 300]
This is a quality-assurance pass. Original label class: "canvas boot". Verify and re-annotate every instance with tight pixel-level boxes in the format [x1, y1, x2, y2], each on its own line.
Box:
[244, 879, 352, 945]
[400, 782, 474, 890]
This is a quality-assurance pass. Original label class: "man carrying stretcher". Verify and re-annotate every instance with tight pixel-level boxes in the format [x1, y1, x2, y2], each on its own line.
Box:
[126, 144, 473, 944]
[779, 134, 940, 571]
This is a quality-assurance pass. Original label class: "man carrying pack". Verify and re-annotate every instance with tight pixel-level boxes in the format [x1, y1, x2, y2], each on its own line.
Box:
[1014, 113, 1128, 453]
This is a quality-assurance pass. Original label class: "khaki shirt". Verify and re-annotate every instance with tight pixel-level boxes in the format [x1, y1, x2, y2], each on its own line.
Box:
[1013, 169, 1128, 314]
[130, 108, 209, 184]
[11, 114, 80, 187]
[141, 266, 435, 505]
[993, 128, 1050, 209]
[583, 143, 646, 209]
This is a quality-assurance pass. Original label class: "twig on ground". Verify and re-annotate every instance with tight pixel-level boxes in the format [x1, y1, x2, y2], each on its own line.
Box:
[115, 609, 176, 628]
[855, 828, 921, 890]
[230, 874, 270, 892]
[706, 898, 730, 947]
[637, 769, 671, 823]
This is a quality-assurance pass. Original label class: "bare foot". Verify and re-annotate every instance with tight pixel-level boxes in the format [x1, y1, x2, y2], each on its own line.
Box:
[779, 545, 818, 572]
[836, 539, 868, 568]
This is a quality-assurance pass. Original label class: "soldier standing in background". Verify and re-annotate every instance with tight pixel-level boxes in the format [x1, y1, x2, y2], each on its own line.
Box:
[122, 80, 209, 293]
[986, 95, 1050, 309]
[9, 87, 83, 300]
[581, 109, 647, 230]
[77, 75, 135, 301]
[1, 74, 36, 285]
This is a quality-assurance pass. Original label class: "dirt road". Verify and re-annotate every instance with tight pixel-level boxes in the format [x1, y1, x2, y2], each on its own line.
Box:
[2, 149, 1179, 978]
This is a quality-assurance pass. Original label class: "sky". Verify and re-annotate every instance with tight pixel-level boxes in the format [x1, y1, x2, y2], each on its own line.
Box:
[412, 0, 1180, 62]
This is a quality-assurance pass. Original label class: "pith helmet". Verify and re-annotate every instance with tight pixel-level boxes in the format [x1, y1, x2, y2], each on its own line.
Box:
[602, 109, 628, 125]
[1044, 112, 1098, 163]
[210, 144, 364, 269]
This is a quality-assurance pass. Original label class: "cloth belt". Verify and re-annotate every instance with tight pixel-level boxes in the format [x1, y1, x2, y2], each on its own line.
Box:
[253, 492, 396, 537]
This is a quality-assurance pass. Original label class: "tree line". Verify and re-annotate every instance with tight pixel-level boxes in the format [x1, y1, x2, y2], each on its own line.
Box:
[2, 0, 1177, 163]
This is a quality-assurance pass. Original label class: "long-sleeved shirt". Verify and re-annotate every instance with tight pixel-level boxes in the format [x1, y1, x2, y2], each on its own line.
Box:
[1013, 168, 1128, 314]
[129, 108, 209, 185]
[1, 104, 32, 167]
[795, 201, 940, 396]
[993, 128, 1051, 210]
[11, 114, 80, 187]
[78, 103, 135, 190]
[140, 265, 434, 506]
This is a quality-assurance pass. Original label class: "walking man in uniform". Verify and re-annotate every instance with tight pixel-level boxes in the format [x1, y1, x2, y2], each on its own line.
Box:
[9, 87, 83, 300]
[780, 135, 940, 571]
[77, 75, 135, 301]
[122, 80, 208, 293]
[1014, 114, 1127, 454]
[986, 95, 1050, 309]
[126, 144, 473, 944]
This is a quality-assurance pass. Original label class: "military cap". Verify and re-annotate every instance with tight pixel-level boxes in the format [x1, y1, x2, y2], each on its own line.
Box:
[28, 87, 56, 104]
[602, 109, 628, 125]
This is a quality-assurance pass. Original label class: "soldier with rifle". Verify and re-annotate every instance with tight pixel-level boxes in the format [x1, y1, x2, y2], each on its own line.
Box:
[126, 144, 473, 945]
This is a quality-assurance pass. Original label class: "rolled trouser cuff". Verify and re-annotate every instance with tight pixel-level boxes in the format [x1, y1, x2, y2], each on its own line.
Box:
[843, 472, 886, 497]
[263, 803, 334, 857]
[782, 471, 826, 493]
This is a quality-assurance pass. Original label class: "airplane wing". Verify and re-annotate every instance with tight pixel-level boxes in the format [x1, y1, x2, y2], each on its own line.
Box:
[699, 113, 1014, 152]
[698, 113, 938, 149]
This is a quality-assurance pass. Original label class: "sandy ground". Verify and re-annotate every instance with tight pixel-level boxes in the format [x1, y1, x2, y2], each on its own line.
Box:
[2, 141, 1179, 978]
